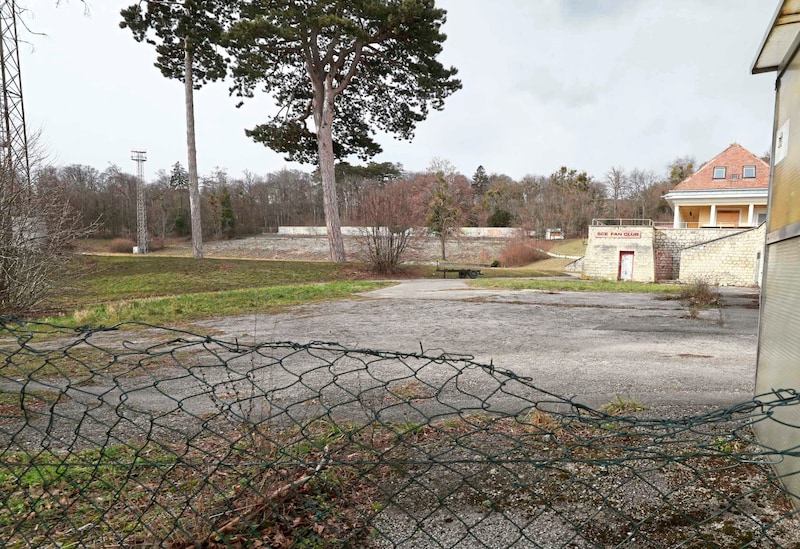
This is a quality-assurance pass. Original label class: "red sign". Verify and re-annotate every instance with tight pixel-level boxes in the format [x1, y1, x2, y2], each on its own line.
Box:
[595, 229, 642, 239]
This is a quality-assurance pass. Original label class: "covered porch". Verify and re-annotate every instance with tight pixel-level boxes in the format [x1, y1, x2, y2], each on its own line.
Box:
[671, 203, 767, 228]
[663, 188, 768, 229]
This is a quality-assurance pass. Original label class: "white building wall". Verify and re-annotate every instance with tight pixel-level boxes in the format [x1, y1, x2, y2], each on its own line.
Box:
[583, 226, 656, 282]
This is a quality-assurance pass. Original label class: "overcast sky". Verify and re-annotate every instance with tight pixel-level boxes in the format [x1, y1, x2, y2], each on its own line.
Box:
[20, 0, 777, 183]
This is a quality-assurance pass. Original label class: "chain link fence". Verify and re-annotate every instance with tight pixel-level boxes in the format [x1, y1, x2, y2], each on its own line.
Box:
[1, 319, 799, 548]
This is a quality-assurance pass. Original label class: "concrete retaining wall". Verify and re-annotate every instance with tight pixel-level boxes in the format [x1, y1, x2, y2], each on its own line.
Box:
[679, 224, 766, 286]
[277, 226, 526, 238]
[278, 226, 363, 236]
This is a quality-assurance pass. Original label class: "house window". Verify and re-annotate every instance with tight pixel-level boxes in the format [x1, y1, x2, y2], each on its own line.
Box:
[713, 167, 727, 179]
[743, 165, 756, 178]
[757, 213, 767, 224]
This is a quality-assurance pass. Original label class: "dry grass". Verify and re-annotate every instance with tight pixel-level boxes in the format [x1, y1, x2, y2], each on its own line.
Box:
[108, 238, 135, 253]
[527, 257, 575, 270]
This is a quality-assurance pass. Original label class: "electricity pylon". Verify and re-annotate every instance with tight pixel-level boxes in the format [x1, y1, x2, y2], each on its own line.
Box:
[131, 150, 148, 253]
[0, 0, 30, 188]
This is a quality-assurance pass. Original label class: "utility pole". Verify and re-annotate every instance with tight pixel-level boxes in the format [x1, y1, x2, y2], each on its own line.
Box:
[131, 150, 148, 254]
[0, 0, 29, 188]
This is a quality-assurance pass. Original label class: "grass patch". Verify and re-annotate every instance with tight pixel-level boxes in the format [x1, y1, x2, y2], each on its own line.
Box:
[41, 281, 388, 327]
[427, 266, 568, 279]
[55, 255, 373, 308]
[470, 278, 684, 294]
[550, 239, 586, 256]
[600, 394, 647, 416]
[527, 257, 575, 271]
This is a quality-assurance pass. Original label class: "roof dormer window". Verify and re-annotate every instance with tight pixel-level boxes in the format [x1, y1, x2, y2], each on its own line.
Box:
[743, 165, 756, 178]
[713, 167, 727, 179]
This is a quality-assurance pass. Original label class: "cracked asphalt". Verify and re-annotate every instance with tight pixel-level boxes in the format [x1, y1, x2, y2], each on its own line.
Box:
[1, 279, 761, 453]
[194, 279, 760, 412]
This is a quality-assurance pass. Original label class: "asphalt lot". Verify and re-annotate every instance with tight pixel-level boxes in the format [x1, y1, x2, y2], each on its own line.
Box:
[0, 279, 761, 453]
[196, 279, 761, 412]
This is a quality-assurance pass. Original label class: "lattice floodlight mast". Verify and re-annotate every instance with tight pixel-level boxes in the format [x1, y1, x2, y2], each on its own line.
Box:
[0, 0, 30, 189]
[131, 149, 147, 254]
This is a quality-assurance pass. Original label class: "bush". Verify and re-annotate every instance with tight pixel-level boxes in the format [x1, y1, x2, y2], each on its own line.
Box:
[487, 208, 512, 227]
[110, 238, 135, 254]
[356, 182, 419, 273]
[680, 279, 720, 308]
[149, 237, 165, 252]
[498, 240, 549, 267]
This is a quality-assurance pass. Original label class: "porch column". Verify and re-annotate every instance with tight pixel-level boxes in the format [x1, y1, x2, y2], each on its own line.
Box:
[673, 205, 681, 228]
[748, 204, 755, 226]
[710, 204, 717, 227]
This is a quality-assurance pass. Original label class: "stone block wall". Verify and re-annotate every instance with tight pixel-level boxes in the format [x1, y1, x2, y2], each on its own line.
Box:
[583, 227, 656, 282]
[654, 228, 746, 280]
[679, 225, 766, 286]
[565, 257, 584, 273]
[655, 249, 673, 280]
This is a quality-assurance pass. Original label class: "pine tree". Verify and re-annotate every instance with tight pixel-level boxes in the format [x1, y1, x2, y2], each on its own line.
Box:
[226, 0, 461, 262]
[121, 0, 234, 259]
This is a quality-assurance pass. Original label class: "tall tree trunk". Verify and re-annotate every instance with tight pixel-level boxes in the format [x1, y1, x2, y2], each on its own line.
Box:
[315, 88, 346, 262]
[185, 45, 204, 260]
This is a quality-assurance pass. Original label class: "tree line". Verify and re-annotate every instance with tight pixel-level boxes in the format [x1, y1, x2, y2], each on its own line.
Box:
[41, 155, 693, 243]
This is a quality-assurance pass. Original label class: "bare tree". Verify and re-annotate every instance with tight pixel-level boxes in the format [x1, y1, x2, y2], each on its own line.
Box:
[666, 156, 696, 186]
[355, 182, 418, 273]
[605, 166, 628, 218]
[627, 168, 661, 219]
[0, 136, 94, 315]
[426, 174, 463, 261]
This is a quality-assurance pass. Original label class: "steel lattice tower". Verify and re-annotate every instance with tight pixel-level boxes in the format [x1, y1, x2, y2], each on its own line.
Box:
[0, 0, 29, 188]
[131, 150, 148, 254]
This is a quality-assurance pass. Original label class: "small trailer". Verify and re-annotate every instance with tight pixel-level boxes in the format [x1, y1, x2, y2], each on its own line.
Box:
[435, 262, 483, 279]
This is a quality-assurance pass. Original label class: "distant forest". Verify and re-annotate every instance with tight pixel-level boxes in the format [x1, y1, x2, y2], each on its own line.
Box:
[40, 156, 695, 242]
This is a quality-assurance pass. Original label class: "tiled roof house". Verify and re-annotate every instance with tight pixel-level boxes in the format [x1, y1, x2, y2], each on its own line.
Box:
[663, 143, 769, 229]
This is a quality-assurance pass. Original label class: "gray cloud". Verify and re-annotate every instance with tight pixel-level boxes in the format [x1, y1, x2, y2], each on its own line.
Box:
[559, 0, 640, 23]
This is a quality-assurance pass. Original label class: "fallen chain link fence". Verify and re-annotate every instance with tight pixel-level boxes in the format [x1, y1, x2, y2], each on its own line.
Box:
[1, 319, 799, 548]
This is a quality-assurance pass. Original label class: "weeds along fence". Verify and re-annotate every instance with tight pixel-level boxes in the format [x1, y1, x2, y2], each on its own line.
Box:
[1, 319, 799, 548]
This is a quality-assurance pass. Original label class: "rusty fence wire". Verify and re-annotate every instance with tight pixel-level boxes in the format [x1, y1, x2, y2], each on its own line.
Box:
[0, 319, 799, 548]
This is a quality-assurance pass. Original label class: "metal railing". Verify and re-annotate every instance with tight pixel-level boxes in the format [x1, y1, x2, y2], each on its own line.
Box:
[591, 219, 654, 227]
